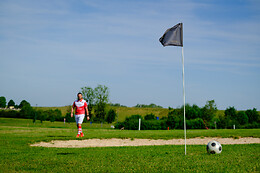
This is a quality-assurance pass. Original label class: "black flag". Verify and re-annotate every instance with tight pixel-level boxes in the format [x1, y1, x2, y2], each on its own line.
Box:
[159, 23, 183, 47]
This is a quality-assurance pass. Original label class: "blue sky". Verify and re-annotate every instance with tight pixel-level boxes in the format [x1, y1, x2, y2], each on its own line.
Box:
[0, 0, 259, 110]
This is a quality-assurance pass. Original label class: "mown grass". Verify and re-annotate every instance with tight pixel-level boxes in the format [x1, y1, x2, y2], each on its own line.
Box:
[0, 118, 259, 172]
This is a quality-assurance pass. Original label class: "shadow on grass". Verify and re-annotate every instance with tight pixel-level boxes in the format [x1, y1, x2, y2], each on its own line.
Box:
[47, 135, 72, 138]
[56, 152, 75, 155]
[49, 126, 67, 128]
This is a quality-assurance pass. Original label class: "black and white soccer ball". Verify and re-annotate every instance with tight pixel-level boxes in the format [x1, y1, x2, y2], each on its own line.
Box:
[207, 141, 222, 154]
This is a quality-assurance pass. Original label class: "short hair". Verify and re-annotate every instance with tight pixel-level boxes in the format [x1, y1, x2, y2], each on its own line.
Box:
[77, 92, 82, 96]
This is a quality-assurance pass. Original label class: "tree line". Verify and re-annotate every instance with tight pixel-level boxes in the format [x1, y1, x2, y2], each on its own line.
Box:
[0, 96, 29, 109]
[0, 85, 117, 124]
[1, 89, 259, 129]
[0, 98, 63, 123]
[115, 100, 260, 130]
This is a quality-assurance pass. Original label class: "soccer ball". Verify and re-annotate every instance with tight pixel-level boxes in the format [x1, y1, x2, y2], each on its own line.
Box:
[207, 141, 222, 154]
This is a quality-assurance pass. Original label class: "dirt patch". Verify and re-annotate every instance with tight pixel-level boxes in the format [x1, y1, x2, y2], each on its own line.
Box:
[30, 137, 260, 148]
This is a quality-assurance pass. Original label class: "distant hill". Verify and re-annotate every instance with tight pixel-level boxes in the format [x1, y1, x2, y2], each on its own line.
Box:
[34, 106, 255, 123]
[34, 106, 169, 122]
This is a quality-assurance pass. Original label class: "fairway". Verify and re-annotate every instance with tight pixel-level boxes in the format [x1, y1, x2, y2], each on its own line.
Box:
[0, 118, 260, 172]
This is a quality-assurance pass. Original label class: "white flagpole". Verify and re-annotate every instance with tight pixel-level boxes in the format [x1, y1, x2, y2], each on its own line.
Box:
[182, 46, 187, 155]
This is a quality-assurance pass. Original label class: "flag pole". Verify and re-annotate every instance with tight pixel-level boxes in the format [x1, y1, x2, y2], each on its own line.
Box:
[182, 46, 187, 155]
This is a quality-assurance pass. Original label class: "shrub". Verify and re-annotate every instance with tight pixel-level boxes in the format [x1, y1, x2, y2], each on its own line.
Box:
[20, 105, 34, 119]
[237, 111, 248, 125]
[241, 122, 260, 129]
[186, 118, 205, 129]
[144, 113, 156, 120]
[106, 109, 116, 123]
[224, 106, 237, 120]
[142, 120, 167, 130]
[245, 108, 259, 124]
[185, 104, 202, 120]
[166, 109, 183, 129]
[65, 113, 75, 123]
[0, 96, 6, 108]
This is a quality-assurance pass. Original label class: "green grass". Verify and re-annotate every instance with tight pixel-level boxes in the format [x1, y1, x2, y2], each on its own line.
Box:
[0, 118, 259, 172]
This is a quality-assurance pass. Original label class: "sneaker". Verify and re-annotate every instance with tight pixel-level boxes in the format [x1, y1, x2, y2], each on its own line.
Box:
[76, 134, 80, 138]
[80, 133, 84, 137]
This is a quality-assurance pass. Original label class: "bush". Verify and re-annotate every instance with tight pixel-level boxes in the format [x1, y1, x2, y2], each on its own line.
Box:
[142, 120, 167, 130]
[37, 110, 47, 123]
[224, 106, 237, 120]
[144, 113, 156, 120]
[20, 105, 35, 119]
[115, 121, 126, 129]
[166, 109, 183, 129]
[245, 108, 259, 124]
[7, 100, 15, 107]
[0, 96, 6, 108]
[106, 109, 116, 123]
[209, 117, 221, 129]
[0, 110, 19, 118]
[201, 100, 217, 122]
[186, 118, 205, 129]
[237, 111, 248, 125]
[115, 114, 169, 130]
[115, 114, 142, 130]
[185, 104, 202, 120]
[19, 100, 31, 109]
[65, 113, 75, 123]
[241, 122, 260, 129]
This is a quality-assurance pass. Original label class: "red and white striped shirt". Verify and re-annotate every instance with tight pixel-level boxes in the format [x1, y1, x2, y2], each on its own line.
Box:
[73, 99, 87, 115]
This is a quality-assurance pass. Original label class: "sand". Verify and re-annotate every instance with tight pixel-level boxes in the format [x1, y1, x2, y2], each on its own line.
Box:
[30, 137, 260, 148]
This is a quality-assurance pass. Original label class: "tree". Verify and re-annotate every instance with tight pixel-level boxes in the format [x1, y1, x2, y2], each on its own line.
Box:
[94, 85, 109, 122]
[245, 108, 259, 124]
[81, 86, 95, 119]
[144, 113, 156, 120]
[8, 100, 15, 107]
[0, 96, 6, 108]
[201, 100, 217, 122]
[185, 104, 202, 120]
[65, 112, 75, 123]
[224, 106, 237, 120]
[20, 104, 34, 119]
[237, 111, 248, 125]
[37, 110, 47, 123]
[19, 100, 31, 108]
[106, 109, 116, 123]
[166, 109, 183, 129]
[134, 103, 162, 108]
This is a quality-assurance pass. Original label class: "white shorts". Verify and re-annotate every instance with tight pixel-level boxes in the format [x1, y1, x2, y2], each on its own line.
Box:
[75, 114, 85, 124]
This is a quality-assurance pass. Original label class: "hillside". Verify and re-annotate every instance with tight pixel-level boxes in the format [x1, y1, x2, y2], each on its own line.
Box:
[34, 106, 227, 122]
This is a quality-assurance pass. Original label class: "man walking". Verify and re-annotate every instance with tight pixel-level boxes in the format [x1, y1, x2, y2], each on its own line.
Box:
[71, 92, 90, 138]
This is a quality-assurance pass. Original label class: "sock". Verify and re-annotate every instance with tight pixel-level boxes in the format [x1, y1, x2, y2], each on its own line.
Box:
[78, 125, 82, 134]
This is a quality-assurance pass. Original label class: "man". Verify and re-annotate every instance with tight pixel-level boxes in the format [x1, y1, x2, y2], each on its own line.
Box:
[71, 92, 90, 138]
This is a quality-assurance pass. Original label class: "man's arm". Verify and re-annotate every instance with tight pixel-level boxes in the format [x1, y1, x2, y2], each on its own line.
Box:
[85, 106, 90, 120]
[71, 107, 74, 117]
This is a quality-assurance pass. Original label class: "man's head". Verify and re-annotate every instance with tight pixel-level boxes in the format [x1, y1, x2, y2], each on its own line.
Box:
[77, 92, 83, 100]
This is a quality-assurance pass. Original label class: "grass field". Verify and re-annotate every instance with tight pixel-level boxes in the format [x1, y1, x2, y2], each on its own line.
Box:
[0, 118, 259, 172]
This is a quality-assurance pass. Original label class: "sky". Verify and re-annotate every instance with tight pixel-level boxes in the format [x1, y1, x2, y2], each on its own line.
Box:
[0, 0, 259, 110]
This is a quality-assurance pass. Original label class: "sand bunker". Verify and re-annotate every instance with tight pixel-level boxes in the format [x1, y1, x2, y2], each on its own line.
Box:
[30, 137, 260, 148]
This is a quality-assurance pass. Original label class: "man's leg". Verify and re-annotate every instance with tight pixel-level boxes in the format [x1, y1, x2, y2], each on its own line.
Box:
[75, 115, 80, 138]
[78, 114, 85, 137]
[78, 123, 84, 137]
